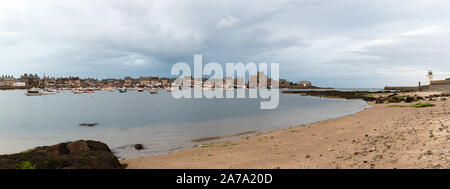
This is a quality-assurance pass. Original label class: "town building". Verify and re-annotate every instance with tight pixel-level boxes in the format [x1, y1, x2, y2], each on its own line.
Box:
[298, 81, 312, 87]
[19, 74, 40, 87]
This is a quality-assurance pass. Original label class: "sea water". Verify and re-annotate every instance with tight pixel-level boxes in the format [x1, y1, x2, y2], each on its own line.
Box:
[0, 89, 370, 159]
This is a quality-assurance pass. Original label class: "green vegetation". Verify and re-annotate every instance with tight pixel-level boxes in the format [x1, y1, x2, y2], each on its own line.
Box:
[411, 103, 435, 107]
[361, 93, 374, 98]
[17, 160, 35, 169]
[20, 149, 33, 154]
[198, 144, 214, 148]
[388, 103, 435, 108]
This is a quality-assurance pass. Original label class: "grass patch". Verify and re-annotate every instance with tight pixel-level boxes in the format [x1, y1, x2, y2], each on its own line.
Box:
[388, 103, 435, 108]
[20, 149, 33, 154]
[17, 160, 35, 169]
[411, 103, 435, 108]
[361, 93, 374, 98]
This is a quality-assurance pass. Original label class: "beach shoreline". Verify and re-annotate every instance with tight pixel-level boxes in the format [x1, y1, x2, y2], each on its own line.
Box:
[123, 92, 449, 169]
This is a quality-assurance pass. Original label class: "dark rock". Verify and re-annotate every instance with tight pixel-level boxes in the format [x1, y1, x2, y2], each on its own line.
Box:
[375, 97, 384, 104]
[79, 123, 99, 127]
[134, 144, 144, 150]
[305, 154, 311, 158]
[388, 93, 398, 98]
[404, 96, 415, 103]
[363, 97, 377, 101]
[0, 140, 123, 169]
[282, 90, 383, 101]
[388, 96, 402, 103]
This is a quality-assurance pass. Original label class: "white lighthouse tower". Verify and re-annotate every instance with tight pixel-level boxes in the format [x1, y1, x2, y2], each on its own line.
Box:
[427, 69, 433, 85]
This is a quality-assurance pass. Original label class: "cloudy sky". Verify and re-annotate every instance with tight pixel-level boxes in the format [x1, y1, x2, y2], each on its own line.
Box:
[1, 0, 450, 88]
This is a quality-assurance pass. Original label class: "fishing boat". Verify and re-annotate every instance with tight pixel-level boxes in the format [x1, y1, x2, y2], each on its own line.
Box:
[149, 89, 158, 94]
[83, 89, 95, 93]
[119, 88, 127, 93]
[25, 88, 42, 96]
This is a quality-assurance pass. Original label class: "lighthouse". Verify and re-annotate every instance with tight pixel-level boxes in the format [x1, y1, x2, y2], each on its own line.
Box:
[427, 69, 433, 85]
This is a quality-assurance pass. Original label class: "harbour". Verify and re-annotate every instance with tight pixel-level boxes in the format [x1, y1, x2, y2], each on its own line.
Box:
[0, 89, 369, 159]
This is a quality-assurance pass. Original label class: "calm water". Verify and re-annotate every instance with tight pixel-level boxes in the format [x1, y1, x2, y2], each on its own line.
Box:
[0, 89, 370, 159]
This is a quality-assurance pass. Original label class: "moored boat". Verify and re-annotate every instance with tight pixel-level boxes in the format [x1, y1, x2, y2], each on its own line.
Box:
[119, 88, 127, 93]
[236, 85, 246, 89]
[42, 89, 57, 95]
[25, 88, 42, 96]
[71, 88, 84, 94]
[83, 89, 95, 93]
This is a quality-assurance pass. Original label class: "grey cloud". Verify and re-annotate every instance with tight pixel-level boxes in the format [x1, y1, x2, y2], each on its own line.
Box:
[0, 0, 449, 87]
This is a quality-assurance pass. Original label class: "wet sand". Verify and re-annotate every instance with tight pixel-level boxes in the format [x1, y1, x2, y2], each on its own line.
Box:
[123, 92, 449, 169]
[191, 131, 257, 143]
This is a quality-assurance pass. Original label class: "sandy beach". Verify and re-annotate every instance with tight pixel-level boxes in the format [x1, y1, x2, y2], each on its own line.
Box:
[123, 92, 449, 169]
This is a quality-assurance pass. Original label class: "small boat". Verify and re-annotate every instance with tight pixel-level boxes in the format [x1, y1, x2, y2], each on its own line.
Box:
[223, 87, 234, 91]
[149, 89, 158, 94]
[26, 88, 42, 96]
[42, 89, 57, 95]
[71, 88, 84, 94]
[119, 88, 127, 93]
[137, 88, 144, 92]
[83, 89, 95, 93]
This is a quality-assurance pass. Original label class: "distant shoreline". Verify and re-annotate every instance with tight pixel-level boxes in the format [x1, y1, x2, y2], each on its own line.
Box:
[0, 86, 333, 90]
[0, 86, 29, 90]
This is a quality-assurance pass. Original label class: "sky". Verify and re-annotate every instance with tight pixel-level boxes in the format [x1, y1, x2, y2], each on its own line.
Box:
[1, 0, 450, 88]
